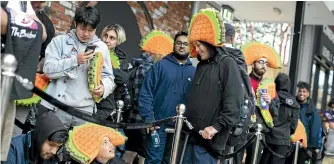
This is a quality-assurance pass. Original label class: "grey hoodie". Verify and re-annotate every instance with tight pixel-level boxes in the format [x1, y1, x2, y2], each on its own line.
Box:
[41, 29, 115, 114]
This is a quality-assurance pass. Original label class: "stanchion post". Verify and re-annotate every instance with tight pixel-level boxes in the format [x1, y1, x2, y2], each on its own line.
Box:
[1, 54, 17, 113]
[170, 104, 186, 164]
[228, 146, 234, 164]
[252, 124, 263, 164]
[115, 100, 124, 130]
[293, 141, 301, 164]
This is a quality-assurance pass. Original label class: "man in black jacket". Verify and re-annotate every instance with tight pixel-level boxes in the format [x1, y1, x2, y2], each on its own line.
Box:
[183, 9, 244, 163]
[259, 73, 300, 164]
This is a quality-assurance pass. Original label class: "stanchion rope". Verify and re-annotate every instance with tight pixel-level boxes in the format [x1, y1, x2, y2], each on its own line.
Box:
[15, 74, 175, 129]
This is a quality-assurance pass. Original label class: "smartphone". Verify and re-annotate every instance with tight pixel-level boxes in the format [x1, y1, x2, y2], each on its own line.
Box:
[85, 45, 97, 53]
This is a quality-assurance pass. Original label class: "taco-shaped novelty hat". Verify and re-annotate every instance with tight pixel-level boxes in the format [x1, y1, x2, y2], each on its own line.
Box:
[140, 30, 174, 56]
[88, 52, 104, 103]
[241, 42, 282, 69]
[15, 73, 50, 106]
[66, 123, 127, 164]
[290, 119, 308, 148]
[188, 8, 225, 57]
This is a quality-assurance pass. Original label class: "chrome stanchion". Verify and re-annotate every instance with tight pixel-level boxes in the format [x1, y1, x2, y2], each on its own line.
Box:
[1, 54, 17, 114]
[227, 146, 234, 164]
[293, 141, 301, 164]
[252, 124, 263, 164]
[166, 118, 193, 164]
[115, 100, 124, 130]
[170, 104, 186, 164]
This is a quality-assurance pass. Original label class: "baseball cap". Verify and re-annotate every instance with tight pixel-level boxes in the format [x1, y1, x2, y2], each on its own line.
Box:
[224, 23, 235, 42]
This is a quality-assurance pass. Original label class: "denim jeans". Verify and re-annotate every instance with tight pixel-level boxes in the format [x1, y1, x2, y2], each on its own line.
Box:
[183, 144, 218, 164]
[144, 125, 172, 164]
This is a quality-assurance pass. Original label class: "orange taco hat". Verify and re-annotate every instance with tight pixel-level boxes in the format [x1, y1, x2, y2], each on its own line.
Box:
[241, 42, 282, 69]
[66, 123, 127, 164]
[140, 30, 174, 56]
[188, 8, 225, 57]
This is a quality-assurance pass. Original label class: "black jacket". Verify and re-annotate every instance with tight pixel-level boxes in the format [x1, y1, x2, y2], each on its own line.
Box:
[95, 47, 129, 119]
[184, 48, 243, 155]
[36, 10, 55, 61]
[69, 156, 126, 164]
[90, 157, 126, 164]
[265, 73, 300, 145]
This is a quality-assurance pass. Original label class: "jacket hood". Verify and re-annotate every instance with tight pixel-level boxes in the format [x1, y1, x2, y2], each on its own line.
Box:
[29, 112, 67, 163]
[275, 73, 300, 109]
[114, 46, 127, 60]
[275, 73, 291, 92]
[68, 29, 100, 45]
[164, 53, 193, 66]
[131, 52, 153, 67]
[220, 47, 247, 71]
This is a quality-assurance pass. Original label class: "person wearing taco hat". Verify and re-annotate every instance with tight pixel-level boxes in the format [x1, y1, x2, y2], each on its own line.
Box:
[122, 30, 172, 164]
[182, 8, 244, 163]
[137, 30, 195, 164]
[65, 123, 127, 164]
[241, 41, 281, 164]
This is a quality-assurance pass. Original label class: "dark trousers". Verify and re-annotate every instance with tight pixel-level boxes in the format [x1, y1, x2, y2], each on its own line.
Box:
[297, 149, 318, 164]
[285, 148, 318, 164]
[233, 144, 246, 164]
[259, 144, 289, 164]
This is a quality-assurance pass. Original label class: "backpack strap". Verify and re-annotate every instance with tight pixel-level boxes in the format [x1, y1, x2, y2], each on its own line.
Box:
[215, 54, 228, 92]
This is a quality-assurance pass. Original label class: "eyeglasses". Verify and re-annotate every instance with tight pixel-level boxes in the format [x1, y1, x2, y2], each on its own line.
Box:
[256, 60, 268, 66]
[175, 41, 189, 47]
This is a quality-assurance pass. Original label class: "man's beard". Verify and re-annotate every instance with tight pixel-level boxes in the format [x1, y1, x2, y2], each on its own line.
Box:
[254, 67, 266, 77]
[173, 51, 189, 60]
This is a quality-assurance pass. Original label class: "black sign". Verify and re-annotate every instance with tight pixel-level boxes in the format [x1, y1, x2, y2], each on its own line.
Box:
[321, 26, 334, 65]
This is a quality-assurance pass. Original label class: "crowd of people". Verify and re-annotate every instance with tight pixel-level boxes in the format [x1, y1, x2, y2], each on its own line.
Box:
[1, 2, 334, 164]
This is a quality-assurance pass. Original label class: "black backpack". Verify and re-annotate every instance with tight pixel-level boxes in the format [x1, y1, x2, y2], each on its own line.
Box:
[123, 65, 141, 122]
[215, 47, 256, 146]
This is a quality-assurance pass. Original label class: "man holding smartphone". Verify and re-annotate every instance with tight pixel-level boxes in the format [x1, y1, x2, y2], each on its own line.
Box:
[39, 6, 115, 129]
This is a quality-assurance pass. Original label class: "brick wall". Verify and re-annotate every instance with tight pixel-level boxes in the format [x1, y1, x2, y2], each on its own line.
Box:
[45, 1, 79, 35]
[45, 1, 192, 37]
[127, 1, 191, 37]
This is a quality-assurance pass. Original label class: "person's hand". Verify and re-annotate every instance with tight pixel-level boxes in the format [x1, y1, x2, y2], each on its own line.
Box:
[77, 50, 94, 64]
[92, 85, 104, 97]
[261, 92, 271, 104]
[146, 126, 160, 134]
[200, 126, 218, 140]
[330, 122, 334, 129]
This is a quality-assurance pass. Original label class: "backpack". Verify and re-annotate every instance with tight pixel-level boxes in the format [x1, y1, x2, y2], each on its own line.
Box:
[215, 47, 256, 146]
[123, 65, 141, 122]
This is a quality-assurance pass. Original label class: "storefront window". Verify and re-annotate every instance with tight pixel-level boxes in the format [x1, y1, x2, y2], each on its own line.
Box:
[310, 63, 316, 96]
[317, 67, 326, 109]
[328, 70, 333, 105]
